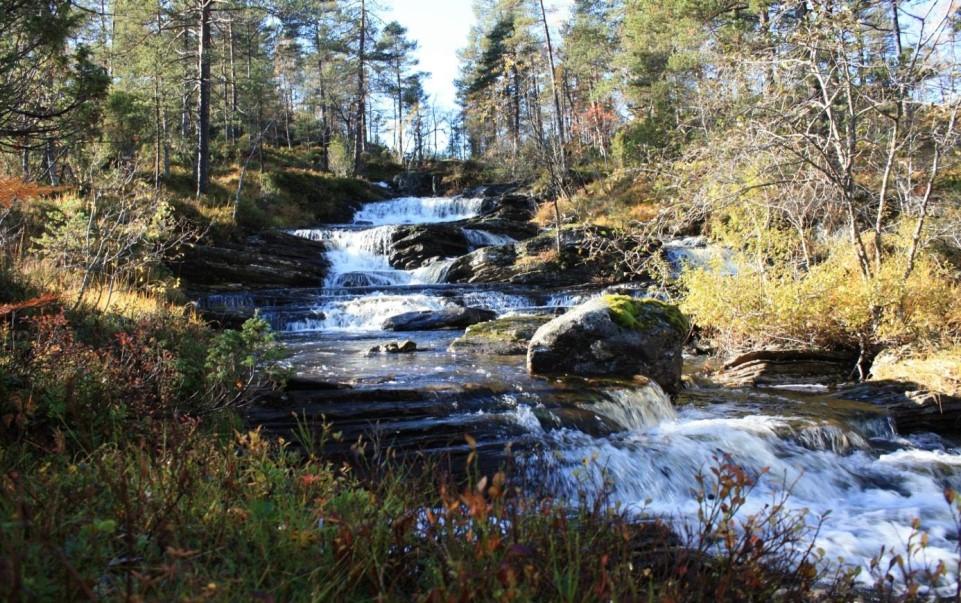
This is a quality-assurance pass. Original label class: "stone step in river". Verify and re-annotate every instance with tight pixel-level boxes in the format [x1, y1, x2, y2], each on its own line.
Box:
[200, 193, 961, 589]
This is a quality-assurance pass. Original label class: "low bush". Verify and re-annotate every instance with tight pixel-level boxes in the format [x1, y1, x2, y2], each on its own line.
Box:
[680, 236, 961, 354]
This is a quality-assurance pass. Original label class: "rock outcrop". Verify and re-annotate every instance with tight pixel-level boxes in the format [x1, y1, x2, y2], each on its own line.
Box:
[527, 295, 689, 394]
[836, 381, 961, 436]
[384, 306, 497, 331]
[717, 350, 860, 387]
[389, 224, 471, 270]
[445, 227, 644, 288]
[173, 231, 329, 292]
[450, 315, 552, 356]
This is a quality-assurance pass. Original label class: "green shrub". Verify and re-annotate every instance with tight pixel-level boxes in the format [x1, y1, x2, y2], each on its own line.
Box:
[612, 118, 670, 167]
[204, 316, 287, 406]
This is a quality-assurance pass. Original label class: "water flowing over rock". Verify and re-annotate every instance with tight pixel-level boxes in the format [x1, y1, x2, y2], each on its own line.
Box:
[527, 296, 687, 394]
[197, 190, 961, 581]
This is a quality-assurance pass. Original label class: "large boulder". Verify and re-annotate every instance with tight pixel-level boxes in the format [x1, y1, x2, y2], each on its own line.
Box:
[527, 295, 689, 394]
[383, 306, 497, 331]
[450, 315, 553, 356]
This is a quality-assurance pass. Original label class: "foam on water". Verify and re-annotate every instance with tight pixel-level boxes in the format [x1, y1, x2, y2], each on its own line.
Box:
[460, 291, 534, 314]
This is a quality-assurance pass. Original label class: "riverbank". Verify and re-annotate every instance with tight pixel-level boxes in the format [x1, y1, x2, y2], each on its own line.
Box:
[3, 160, 961, 600]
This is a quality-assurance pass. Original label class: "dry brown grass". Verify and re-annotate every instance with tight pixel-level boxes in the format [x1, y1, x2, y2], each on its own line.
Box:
[872, 347, 961, 396]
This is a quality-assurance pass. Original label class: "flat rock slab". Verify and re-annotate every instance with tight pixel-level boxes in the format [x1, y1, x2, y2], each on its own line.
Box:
[384, 306, 498, 331]
[450, 315, 553, 355]
[173, 231, 329, 291]
[718, 350, 859, 387]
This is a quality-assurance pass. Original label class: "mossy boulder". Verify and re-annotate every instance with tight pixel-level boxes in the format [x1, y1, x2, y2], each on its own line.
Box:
[527, 297, 688, 394]
[450, 315, 553, 355]
[604, 295, 690, 335]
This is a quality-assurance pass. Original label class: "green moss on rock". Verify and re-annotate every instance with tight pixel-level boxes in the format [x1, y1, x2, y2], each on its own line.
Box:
[603, 295, 690, 336]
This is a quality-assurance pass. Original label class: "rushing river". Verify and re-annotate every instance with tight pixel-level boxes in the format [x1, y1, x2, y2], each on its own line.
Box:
[202, 195, 961, 585]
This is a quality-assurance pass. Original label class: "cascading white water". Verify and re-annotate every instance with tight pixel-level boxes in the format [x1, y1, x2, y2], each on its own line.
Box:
[587, 384, 677, 431]
[293, 197, 492, 289]
[284, 293, 459, 332]
[353, 196, 484, 225]
[464, 229, 516, 249]
[498, 401, 961, 585]
[273, 194, 961, 587]
[663, 236, 738, 276]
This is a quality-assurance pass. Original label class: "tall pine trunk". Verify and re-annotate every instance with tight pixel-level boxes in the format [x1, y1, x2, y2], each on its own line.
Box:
[353, 0, 367, 175]
[196, 0, 211, 196]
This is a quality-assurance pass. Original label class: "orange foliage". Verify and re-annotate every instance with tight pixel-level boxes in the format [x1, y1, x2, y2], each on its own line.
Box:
[0, 178, 65, 208]
[0, 293, 59, 317]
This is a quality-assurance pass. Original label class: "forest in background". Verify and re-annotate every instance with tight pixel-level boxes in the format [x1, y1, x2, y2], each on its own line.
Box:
[2, 0, 961, 600]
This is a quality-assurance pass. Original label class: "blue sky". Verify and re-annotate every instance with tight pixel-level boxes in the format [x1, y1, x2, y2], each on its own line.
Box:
[381, 0, 574, 109]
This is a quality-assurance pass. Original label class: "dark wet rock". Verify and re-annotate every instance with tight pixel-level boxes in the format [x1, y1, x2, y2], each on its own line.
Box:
[389, 224, 471, 269]
[717, 350, 859, 387]
[369, 340, 418, 354]
[445, 227, 642, 288]
[382, 193, 540, 270]
[384, 306, 497, 331]
[450, 315, 553, 355]
[393, 171, 437, 196]
[836, 380, 961, 436]
[444, 244, 518, 283]
[172, 231, 329, 292]
[197, 303, 257, 330]
[527, 296, 688, 395]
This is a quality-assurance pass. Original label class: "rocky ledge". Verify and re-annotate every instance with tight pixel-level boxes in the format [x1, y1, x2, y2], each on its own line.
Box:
[172, 231, 329, 292]
[717, 350, 860, 387]
[836, 380, 961, 436]
[386, 192, 540, 270]
[444, 226, 644, 288]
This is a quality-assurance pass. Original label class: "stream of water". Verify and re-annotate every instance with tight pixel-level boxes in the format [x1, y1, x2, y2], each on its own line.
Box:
[205, 195, 961, 586]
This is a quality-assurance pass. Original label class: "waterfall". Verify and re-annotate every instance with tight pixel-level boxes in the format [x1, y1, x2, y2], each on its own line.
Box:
[283, 293, 458, 332]
[463, 229, 516, 249]
[588, 384, 677, 432]
[353, 196, 485, 225]
[292, 197, 492, 289]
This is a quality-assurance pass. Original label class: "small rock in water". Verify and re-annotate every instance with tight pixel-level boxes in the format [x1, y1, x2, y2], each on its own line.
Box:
[368, 340, 418, 355]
